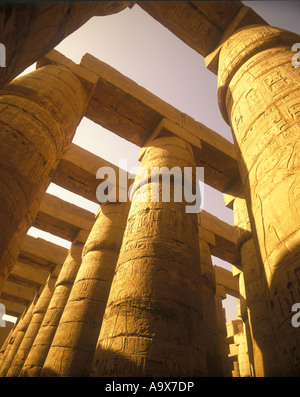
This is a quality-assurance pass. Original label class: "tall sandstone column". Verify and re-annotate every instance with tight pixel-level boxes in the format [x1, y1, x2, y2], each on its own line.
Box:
[90, 136, 207, 377]
[0, 64, 89, 293]
[19, 233, 86, 376]
[214, 293, 231, 377]
[0, 296, 37, 376]
[199, 240, 223, 376]
[218, 25, 300, 376]
[6, 274, 56, 377]
[41, 201, 130, 377]
[233, 197, 281, 376]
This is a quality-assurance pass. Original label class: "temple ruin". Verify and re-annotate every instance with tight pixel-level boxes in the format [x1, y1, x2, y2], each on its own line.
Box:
[0, 1, 299, 377]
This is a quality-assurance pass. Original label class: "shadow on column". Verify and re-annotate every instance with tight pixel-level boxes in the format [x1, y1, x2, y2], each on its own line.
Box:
[234, 163, 299, 376]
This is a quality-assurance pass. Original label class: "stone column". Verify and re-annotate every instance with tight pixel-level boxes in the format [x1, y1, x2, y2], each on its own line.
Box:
[0, 296, 37, 376]
[236, 269, 254, 377]
[6, 274, 56, 377]
[227, 318, 250, 377]
[0, 1, 131, 88]
[199, 240, 223, 376]
[233, 197, 280, 376]
[218, 25, 300, 376]
[90, 136, 207, 377]
[215, 288, 231, 377]
[0, 64, 89, 294]
[0, 321, 16, 368]
[41, 201, 130, 377]
[19, 232, 87, 377]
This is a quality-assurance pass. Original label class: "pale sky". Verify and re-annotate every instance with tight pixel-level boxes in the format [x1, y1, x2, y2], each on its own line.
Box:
[16, 1, 300, 322]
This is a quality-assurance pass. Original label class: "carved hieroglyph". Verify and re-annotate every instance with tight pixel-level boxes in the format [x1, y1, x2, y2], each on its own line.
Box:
[41, 201, 130, 377]
[19, 238, 85, 377]
[90, 136, 207, 377]
[218, 26, 300, 375]
[0, 65, 87, 294]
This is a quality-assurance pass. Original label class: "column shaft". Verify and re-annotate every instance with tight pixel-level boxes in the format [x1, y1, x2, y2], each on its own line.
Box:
[0, 297, 37, 376]
[218, 25, 300, 375]
[233, 197, 281, 376]
[6, 275, 56, 376]
[20, 236, 85, 376]
[41, 201, 130, 377]
[215, 292, 231, 376]
[200, 240, 224, 376]
[90, 136, 207, 377]
[0, 64, 88, 293]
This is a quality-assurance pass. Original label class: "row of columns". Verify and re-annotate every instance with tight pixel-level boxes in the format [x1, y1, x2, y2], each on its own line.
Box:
[0, 64, 90, 294]
[217, 24, 300, 376]
[0, 133, 228, 377]
[0, 22, 299, 377]
[0, 59, 229, 375]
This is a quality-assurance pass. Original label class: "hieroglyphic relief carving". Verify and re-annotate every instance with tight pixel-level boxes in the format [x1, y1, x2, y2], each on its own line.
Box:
[218, 25, 300, 373]
[41, 201, 130, 377]
[90, 136, 207, 377]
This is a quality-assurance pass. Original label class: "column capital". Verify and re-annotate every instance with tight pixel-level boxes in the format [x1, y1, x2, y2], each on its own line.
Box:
[218, 25, 300, 123]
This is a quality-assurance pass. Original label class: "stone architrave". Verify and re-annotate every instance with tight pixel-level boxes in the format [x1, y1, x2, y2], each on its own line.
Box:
[90, 136, 207, 377]
[19, 234, 86, 376]
[218, 25, 300, 376]
[41, 201, 130, 377]
[0, 64, 89, 294]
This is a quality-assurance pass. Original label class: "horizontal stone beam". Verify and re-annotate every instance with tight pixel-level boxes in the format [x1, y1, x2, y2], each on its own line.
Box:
[214, 265, 239, 299]
[52, 143, 130, 204]
[39, 49, 240, 194]
[137, 1, 243, 57]
[19, 235, 68, 274]
[81, 53, 240, 193]
[199, 210, 239, 264]
[138, 1, 268, 74]
[0, 296, 25, 319]
[33, 192, 95, 241]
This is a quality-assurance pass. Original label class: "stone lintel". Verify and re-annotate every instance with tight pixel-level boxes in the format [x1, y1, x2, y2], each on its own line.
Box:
[137, 1, 243, 57]
[80, 53, 239, 193]
[39, 49, 239, 193]
[222, 179, 244, 209]
[33, 192, 95, 242]
[214, 265, 239, 299]
[20, 236, 68, 268]
[52, 143, 130, 204]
